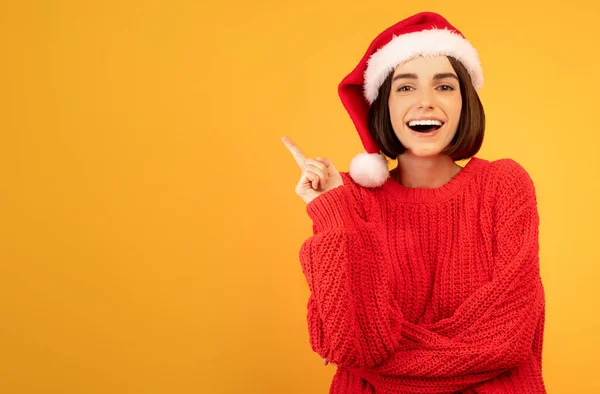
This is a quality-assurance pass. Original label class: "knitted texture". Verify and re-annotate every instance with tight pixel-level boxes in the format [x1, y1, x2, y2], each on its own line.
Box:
[299, 157, 546, 393]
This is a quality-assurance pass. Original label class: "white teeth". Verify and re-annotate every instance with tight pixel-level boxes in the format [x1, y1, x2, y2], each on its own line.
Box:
[408, 120, 443, 127]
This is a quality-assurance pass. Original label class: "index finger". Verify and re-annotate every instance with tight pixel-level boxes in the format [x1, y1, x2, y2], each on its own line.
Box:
[281, 136, 306, 169]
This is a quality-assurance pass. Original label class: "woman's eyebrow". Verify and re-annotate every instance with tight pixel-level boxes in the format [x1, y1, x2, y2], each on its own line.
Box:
[392, 72, 459, 82]
[433, 73, 459, 81]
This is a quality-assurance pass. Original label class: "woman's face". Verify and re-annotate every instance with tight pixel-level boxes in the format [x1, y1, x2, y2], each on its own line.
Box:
[388, 56, 462, 158]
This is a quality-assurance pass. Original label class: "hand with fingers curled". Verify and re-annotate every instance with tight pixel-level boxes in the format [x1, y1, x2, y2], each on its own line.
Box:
[281, 136, 344, 204]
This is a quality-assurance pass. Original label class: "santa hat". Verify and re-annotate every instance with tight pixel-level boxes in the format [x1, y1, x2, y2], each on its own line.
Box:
[339, 12, 484, 187]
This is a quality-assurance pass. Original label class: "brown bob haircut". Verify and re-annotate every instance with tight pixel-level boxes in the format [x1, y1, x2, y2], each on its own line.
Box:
[367, 56, 485, 161]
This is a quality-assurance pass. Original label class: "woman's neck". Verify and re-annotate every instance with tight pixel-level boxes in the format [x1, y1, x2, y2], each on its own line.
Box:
[391, 153, 462, 188]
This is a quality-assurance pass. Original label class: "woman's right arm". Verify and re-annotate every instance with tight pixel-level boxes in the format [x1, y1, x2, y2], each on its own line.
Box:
[300, 181, 404, 369]
[281, 136, 403, 369]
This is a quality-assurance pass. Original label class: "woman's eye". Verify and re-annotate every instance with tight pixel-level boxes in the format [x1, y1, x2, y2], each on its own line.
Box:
[396, 86, 413, 92]
[438, 85, 454, 91]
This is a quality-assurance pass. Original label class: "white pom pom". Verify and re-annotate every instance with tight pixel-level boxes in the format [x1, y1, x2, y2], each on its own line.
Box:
[349, 152, 390, 188]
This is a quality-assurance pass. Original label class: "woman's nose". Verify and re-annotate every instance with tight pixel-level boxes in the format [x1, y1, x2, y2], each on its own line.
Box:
[417, 90, 435, 109]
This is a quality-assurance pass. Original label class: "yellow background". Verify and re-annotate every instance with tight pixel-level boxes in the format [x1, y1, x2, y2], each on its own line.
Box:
[1, 1, 598, 393]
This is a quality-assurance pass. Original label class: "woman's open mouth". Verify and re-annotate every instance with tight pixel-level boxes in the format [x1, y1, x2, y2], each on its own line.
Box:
[406, 119, 444, 133]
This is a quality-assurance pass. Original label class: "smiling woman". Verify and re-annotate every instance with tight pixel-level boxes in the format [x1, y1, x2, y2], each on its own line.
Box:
[285, 11, 547, 394]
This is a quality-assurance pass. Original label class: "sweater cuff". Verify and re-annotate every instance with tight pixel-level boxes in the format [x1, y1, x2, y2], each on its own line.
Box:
[306, 185, 362, 232]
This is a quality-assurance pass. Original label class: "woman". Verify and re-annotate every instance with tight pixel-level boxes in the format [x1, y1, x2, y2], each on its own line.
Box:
[282, 12, 546, 393]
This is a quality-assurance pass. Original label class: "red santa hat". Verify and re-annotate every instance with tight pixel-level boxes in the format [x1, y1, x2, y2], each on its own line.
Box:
[339, 12, 484, 187]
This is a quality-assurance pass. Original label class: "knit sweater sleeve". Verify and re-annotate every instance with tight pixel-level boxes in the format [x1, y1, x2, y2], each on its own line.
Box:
[299, 173, 404, 368]
[348, 160, 546, 391]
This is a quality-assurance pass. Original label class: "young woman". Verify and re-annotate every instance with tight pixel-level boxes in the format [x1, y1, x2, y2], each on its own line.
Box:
[282, 12, 546, 393]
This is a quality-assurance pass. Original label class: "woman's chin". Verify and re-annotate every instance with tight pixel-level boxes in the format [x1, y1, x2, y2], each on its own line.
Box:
[405, 148, 444, 158]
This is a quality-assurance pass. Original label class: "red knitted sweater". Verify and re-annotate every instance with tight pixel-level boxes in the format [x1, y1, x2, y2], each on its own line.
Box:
[299, 157, 546, 393]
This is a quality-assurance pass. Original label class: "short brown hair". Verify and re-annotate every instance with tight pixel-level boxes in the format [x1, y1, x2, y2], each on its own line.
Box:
[367, 56, 485, 161]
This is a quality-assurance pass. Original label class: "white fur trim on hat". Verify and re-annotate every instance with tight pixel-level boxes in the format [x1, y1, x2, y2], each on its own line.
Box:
[349, 152, 390, 188]
[364, 28, 483, 104]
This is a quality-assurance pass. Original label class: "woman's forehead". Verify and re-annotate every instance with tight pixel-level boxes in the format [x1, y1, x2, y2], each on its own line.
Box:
[393, 56, 454, 76]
